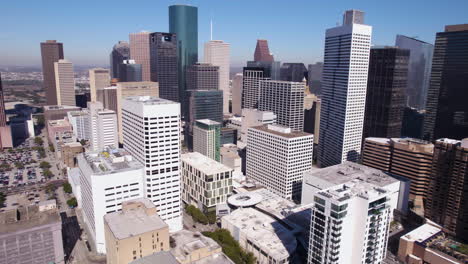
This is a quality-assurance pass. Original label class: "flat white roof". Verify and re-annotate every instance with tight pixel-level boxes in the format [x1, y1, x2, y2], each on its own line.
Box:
[401, 223, 442, 243]
[124, 96, 177, 105]
[182, 152, 232, 175]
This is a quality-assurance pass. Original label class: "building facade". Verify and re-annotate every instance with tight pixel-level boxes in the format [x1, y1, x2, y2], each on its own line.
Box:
[89, 68, 110, 102]
[186, 63, 220, 91]
[280, 63, 307, 82]
[193, 119, 221, 161]
[204, 40, 230, 114]
[118, 60, 142, 82]
[54, 59, 76, 106]
[41, 40, 64, 105]
[231, 73, 243, 116]
[129, 32, 151, 81]
[110, 40, 130, 79]
[241, 67, 267, 109]
[240, 108, 277, 143]
[254, 39, 274, 62]
[88, 102, 118, 152]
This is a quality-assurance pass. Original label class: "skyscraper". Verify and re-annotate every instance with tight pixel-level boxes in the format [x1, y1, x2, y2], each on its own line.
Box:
[169, 4, 198, 111]
[425, 138, 468, 241]
[317, 10, 372, 167]
[280, 63, 307, 82]
[54, 59, 76, 106]
[129, 32, 151, 81]
[186, 63, 219, 91]
[204, 40, 230, 114]
[122, 96, 182, 232]
[109, 41, 130, 79]
[254, 39, 274, 62]
[423, 24, 468, 141]
[363, 47, 409, 139]
[231, 73, 243, 116]
[193, 119, 221, 161]
[89, 68, 110, 102]
[88, 102, 118, 152]
[241, 67, 267, 109]
[395, 35, 433, 110]
[307, 62, 323, 94]
[258, 80, 305, 131]
[118, 60, 142, 82]
[41, 40, 64, 105]
[0, 74, 12, 149]
[149, 32, 179, 102]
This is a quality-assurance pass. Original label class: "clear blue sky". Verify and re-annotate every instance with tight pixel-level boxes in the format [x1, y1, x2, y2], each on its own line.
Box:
[1, 0, 467, 67]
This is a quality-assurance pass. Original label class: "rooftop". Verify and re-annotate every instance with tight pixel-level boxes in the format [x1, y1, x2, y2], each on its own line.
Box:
[130, 251, 179, 264]
[220, 145, 240, 159]
[124, 96, 177, 105]
[48, 119, 72, 127]
[317, 178, 391, 202]
[196, 119, 221, 126]
[80, 147, 143, 175]
[251, 125, 312, 139]
[0, 203, 61, 234]
[182, 152, 232, 175]
[401, 223, 442, 243]
[44, 105, 80, 111]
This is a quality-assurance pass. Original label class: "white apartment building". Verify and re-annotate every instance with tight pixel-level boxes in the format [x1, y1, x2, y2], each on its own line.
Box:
[318, 10, 372, 167]
[307, 179, 392, 264]
[231, 73, 243, 116]
[193, 119, 221, 161]
[181, 152, 233, 213]
[88, 102, 118, 152]
[240, 108, 276, 143]
[258, 80, 305, 131]
[67, 110, 90, 140]
[54, 59, 76, 106]
[204, 40, 230, 114]
[246, 124, 313, 200]
[122, 96, 182, 232]
[78, 148, 144, 253]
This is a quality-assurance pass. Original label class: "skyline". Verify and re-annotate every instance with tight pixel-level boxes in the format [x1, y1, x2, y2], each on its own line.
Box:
[2, 0, 468, 67]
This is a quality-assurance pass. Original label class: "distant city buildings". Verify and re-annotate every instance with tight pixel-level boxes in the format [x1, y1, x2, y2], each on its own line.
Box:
[54, 59, 76, 106]
[110, 41, 130, 79]
[41, 40, 64, 105]
[193, 119, 221, 161]
[204, 40, 230, 114]
[253, 39, 274, 62]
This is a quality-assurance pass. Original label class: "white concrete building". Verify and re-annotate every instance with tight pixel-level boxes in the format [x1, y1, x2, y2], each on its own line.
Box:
[54, 59, 76, 106]
[88, 102, 118, 152]
[240, 109, 276, 143]
[193, 119, 221, 162]
[204, 40, 230, 114]
[122, 96, 182, 232]
[246, 124, 313, 200]
[181, 152, 233, 213]
[318, 10, 372, 167]
[78, 148, 144, 253]
[241, 69, 267, 109]
[258, 80, 305, 131]
[89, 68, 110, 102]
[231, 73, 243, 116]
[67, 167, 82, 208]
[67, 110, 90, 140]
[307, 178, 392, 264]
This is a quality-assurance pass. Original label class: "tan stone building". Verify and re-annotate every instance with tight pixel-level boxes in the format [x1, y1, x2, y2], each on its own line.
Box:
[61, 142, 83, 167]
[104, 198, 169, 264]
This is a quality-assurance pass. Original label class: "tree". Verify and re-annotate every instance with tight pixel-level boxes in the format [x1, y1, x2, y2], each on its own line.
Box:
[67, 197, 77, 208]
[207, 211, 217, 224]
[49, 144, 55, 152]
[45, 183, 57, 194]
[43, 169, 54, 178]
[34, 137, 43, 146]
[63, 182, 72, 194]
[40, 161, 51, 169]
[14, 162, 24, 169]
[203, 229, 256, 264]
[0, 192, 5, 208]
[80, 139, 87, 146]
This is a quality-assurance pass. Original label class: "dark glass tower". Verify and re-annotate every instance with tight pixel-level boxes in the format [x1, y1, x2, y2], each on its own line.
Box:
[423, 24, 468, 141]
[118, 61, 142, 82]
[363, 47, 409, 139]
[169, 5, 198, 113]
[40, 40, 64, 105]
[109, 41, 130, 79]
[149, 32, 179, 102]
[280, 63, 307, 82]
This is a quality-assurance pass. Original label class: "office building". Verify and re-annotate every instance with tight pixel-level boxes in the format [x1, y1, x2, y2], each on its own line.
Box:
[317, 10, 372, 167]
[149, 32, 179, 102]
[254, 39, 274, 62]
[46, 118, 73, 144]
[204, 40, 230, 114]
[88, 102, 118, 152]
[241, 67, 267, 109]
[129, 32, 151, 81]
[307, 62, 323, 94]
[0, 74, 12, 149]
[363, 47, 409, 139]
[41, 40, 64, 105]
[0, 202, 64, 264]
[362, 137, 434, 199]
[181, 152, 233, 213]
[67, 110, 90, 140]
[118, 60, 142, 82]
[220, 144, 242, 179]
[395, 35, 434, 110]
[247, 60, 281, 80]
[247, 124, 313, 200]
[220, 127, 237, 145]
[61, 141, 83, 168]
[307, 176, 392, 264]
[186, 63, 219, 91]
[89, 68, 110, 102]
[110, 40, 130, 79]
[122, 96, 182, 232]
[231, 73, 243, 116]
[169, 4, 198, 109]
[240, 108, 277, 143]
[75, 92, 90, 108]
[104, 198, 169, 264]
[304, 92, 320, 144]
[401, 107, 425, 139]
[54, 59, 76, 106]
[280, 63, 307, 82]
[79, 149, 145, 253]
[425, 138, 468, 241]
[424, 24, 468, 141]
[44, 105, 81, 123]
[258, 80, 305, 131]
[193, 119, 221, 161]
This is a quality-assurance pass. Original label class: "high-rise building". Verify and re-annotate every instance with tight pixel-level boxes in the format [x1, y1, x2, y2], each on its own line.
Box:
[425, 138, 468, 241]
[247, 124, 313, 200]
[342, 9, 365, 25]
[169, 4, 198, 111]
[240, 109, 277, 143]
[317, 10, 372, 167]
[181, 152, 233, 213]
[307, 62, 323, 94]
[0, 74, 12, 149]
[254, 39, 274, 62]
[193, 119, 221, 161]
[423, 24, 468, 141]
[88, 102, 118, 152]
[149, 32, 179, 102]
[122, 96, 182, 232]
[401, 107, 425, 139]
[129, 32, 151, 81]
[395, 35, 434, 110]
[280, 63, 307, 82]
[362, 137, 434, 199]
[363, 47, 409, 139]
[241, 67, 267, 109]
[78, 149, 145, 253]
[118, 60, 142, 82]
[204, 40, 230, 114]
[258, 80, 305, 131]
[41, 40, 64, 105]
[231, 73, 243, 116]
[186, 63, 219, 91]
[54, 59, 76, 106]
[110, 41, 130, 79]
[247, 60, 281, 80]
[67, 110, 90, 140]
[304, 92, 321, 144]
[89, 68, 110, 102]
